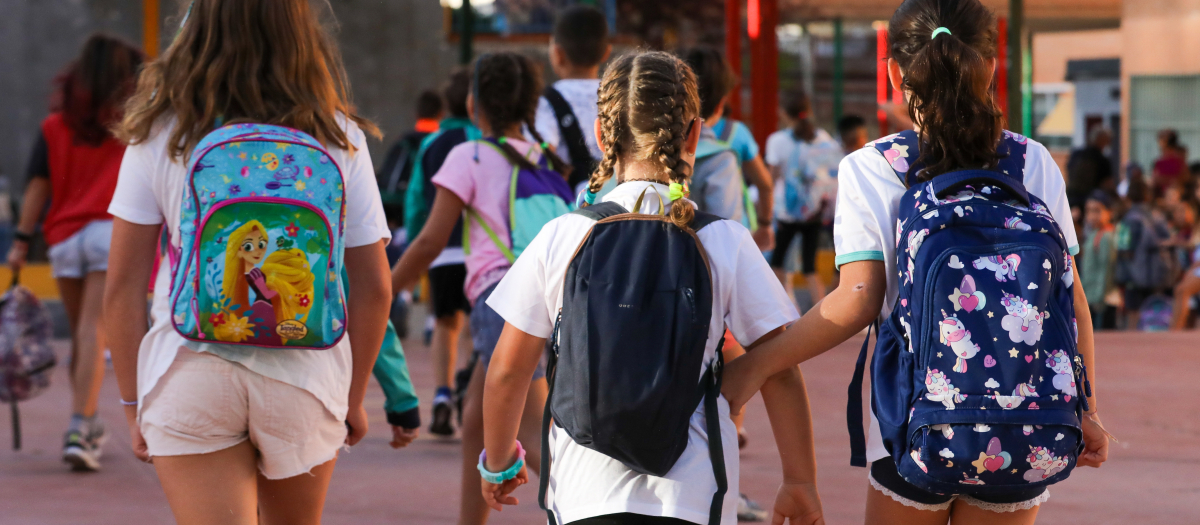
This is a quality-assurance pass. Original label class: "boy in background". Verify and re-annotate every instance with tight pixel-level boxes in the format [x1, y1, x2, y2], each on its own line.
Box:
[378, 90, 444, 234]
[535, 5, 611, 193]
[1079, 191, 1119, 330]
[837, 114, 868, 152]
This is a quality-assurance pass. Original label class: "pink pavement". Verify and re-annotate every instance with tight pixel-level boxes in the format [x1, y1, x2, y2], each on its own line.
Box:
[1, 332, 1196, 524]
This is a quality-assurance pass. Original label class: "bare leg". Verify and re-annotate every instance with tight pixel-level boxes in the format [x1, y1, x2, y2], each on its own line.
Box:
[459, 362, 490, 525]
[805, 272, 827, 304]
[1171, 268, 1200, 330]
[153, 440, 259, 525]
[57, 275, 107, 418]
[258, 456, 338, 525]
[949, 500, 1039, 525]
[865, 481, 951, 525]
[434, 312, 465, 389]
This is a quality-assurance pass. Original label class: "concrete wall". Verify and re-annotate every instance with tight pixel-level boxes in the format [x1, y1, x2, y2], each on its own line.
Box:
[1033, 29, 1122, 84]
[1120, 0, 1200, 164]
[0, 0, 458, 190]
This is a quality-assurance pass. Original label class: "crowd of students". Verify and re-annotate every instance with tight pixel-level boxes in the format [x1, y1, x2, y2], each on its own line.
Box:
[11, 0, 1120, 524]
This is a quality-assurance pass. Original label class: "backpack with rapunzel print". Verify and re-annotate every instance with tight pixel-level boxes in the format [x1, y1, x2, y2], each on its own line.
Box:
[847, 130, 1090, 494]
[169, 124, 348, 350]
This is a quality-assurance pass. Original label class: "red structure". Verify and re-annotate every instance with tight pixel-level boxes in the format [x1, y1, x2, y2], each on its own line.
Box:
[726, 0, 742, 120]
[745, 0, 779, 151]
[997, 17, 1009, 123]
[876, 24, 889, 136]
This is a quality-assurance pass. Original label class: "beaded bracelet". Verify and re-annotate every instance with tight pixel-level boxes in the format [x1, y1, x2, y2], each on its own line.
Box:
[478, 441, 526, 484]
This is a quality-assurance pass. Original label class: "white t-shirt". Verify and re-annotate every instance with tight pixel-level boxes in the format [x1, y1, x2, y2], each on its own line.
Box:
[108, 117, 390, 421]
[487, 181, 799, 525]
[535, 79, 602, 167]
[832, 133, 1079, 463]
[764, 128, 844, 222]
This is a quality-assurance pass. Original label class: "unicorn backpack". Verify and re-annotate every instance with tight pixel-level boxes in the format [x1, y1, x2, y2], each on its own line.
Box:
[169, 124, 348, 349]
[847, 130, 1090, 494]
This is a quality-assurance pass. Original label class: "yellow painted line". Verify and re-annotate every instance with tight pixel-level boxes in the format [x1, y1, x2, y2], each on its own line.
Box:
[1, 265, 61, 300]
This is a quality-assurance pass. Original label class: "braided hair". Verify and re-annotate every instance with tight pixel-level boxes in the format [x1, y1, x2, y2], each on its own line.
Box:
[472, 52, 570, 177]
[590, 51, 700, 229]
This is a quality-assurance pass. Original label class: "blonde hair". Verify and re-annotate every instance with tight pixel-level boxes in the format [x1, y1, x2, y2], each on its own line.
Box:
[222, 220, 266, 310]
[262, 249, 315, 328]
[590, 51, 700, 229]
[115, 0, 379, 159]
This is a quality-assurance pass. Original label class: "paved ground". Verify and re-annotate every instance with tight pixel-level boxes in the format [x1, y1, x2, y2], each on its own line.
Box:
[1, 330, 1197, 524]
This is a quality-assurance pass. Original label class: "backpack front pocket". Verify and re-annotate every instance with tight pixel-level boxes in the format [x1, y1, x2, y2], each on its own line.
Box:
[177, 197, 343, 348]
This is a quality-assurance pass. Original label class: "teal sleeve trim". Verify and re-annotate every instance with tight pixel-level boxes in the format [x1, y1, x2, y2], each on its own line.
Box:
[835, 250, 885, 269]
[1068, 244, 1080, 256]
[372, 321, 421, 416]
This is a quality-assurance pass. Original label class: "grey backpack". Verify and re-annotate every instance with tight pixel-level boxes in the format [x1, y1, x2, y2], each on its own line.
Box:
[0, 275, 56, 450]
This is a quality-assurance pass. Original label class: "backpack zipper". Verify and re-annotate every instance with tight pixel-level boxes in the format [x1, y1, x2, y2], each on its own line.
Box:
[1073, 355, 1092, 413]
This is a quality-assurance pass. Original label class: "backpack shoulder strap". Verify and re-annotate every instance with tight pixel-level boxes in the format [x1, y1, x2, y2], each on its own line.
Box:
[871, 130, 921, 186]
[691, 210, 722, 232]
[996, 130, 1030, 181]
[717, 118, 737, 143]
[571, 201, 628, 221]
[543, 86, 593, 184]
[695, 138, 735, 161]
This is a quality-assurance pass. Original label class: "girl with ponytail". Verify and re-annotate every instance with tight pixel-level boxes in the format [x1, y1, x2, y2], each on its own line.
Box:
[720, 0, 1108, 522]
[477, 51, 825, 525]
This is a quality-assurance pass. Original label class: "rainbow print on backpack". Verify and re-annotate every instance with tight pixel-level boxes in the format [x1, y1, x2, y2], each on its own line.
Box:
[169, 124, 347, 349]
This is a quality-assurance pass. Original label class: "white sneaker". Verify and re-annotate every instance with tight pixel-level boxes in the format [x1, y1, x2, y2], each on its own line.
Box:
[63, 421, 106, 472]
[737, 493, 769, 522]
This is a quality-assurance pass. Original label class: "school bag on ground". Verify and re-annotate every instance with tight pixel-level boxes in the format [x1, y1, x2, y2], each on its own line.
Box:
[170, 124, 348, 349]
[543, 86, 598, 190]
[538, 196, 727, 525]
[461, 138, 574, 263]
[848, 130, 1090, 495]
[0, 272, 55, 450]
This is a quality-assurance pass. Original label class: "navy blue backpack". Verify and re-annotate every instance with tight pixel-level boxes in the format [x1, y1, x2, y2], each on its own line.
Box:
[848, 130, 1091, 494]
[539, 197, 727, 525]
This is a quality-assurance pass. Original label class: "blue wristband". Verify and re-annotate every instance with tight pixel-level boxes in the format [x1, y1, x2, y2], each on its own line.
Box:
[478, 441, 526, 484]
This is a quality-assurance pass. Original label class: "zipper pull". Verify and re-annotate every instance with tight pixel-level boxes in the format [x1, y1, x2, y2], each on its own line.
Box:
[1073, 355, 1092, 412]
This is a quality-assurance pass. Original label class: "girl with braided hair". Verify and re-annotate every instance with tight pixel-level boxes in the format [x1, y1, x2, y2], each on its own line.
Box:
[391, 51, 567, 525]
[478, 51, 825, 525]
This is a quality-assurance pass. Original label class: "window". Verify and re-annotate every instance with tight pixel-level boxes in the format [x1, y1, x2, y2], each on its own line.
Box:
[1130, 75, 1200, 166]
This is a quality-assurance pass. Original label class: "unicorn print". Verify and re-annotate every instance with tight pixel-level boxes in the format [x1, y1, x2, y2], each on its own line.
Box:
[973, 254, 1021, 282]
[1004, 216, 1032, 231]
[911, 450, 929, 473]
[1062, 253, 1074, 287]
[996, 380, 1039, 409]
[899, 316, 915, 353]
[925, 368, 967, 410]
[907, 229, 930, 259]
[940, 189, 977, 205]
[1000, 292, 1046, 345]
[1045, 349, 1077, 398]
[904, 258, 916, 286]
[940, 311, 980, 373]
[1023, 446, 1069, 482]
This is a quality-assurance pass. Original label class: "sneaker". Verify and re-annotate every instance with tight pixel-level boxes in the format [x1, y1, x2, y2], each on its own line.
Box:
[62, 422, 106, 472]
[737, 493, 769, 522]
[429, 389, 455, 437]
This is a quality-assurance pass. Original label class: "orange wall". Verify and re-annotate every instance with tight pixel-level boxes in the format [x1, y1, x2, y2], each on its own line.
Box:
[1033, 29, 1122, 84]
[1119, 0, 1200, 163]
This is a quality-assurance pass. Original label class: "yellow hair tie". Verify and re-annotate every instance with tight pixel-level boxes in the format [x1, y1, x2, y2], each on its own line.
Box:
[668, 182, 689, 201]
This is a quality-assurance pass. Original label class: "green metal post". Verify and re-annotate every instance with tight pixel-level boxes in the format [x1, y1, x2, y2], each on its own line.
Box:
[833, 17, 844, 125]
[1007, 0, 1023, 133]
[460, 0, 474, 65]
[1022, 30, 1033, 137]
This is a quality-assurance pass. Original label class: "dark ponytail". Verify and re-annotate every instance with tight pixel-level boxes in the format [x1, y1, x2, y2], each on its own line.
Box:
[889, 0, 1003, 180]
[472, 53, 572, 179]
[784, 90, 815, 143]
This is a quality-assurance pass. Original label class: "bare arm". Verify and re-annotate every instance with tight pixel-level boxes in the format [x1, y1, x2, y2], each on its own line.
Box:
[344, 240, 393, 445]
[744, 156, 774, 225]
[7, 177, 50, 270]
[391, 187, 465, 292]
[1070, 258, 1109, 467]
[481, 323, 546, 509]
[103, 218, 161, 461]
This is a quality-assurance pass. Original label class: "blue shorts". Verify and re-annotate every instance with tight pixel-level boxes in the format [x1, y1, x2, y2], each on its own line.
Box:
[47, 220, 112, 279]
[470, 282, 546, 380]
[869, 459, 1049, 513]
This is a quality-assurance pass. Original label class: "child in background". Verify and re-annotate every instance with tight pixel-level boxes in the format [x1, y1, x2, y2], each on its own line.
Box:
[837, 114, 869, 153]
[378, 90, 445, 231]
[535, 5, 610, 193]
[7, 34, 144, 472]
[684, 47, 775, 251]
[1080, 191, 1119, 330]
[722, 0, 1108, 522]
[1116, 177, 1174, 330]
[104, 1, 393, 523]
[479, 50, 824, 525]
[392, 52, 569, 525]
[764, 91, 844, 308]
[405, 68, 478, 437]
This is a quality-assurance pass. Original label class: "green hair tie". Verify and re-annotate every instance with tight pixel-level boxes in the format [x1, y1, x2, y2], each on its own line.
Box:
[498, 137, 508, 144]
[931, 27, 952, 40]
[668, 182, 689, 202]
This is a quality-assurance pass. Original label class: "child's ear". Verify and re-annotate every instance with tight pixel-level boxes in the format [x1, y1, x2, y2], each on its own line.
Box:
[594, 118, 606, 155]
[888, 59, 904, 95]
[685, 118, 702, 156]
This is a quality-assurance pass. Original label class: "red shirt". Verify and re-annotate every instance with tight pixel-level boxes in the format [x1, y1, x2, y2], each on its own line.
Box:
[36, 113, 125, 246]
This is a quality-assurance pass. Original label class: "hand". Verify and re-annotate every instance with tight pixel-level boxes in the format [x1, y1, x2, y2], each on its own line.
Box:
[753, 225, 776, 252]
[721, 355, 765, 417]
[481, 464, 528, 512]
[1078, 413, 1110, 468]
[390, 426, 418, 449]
[124, 405, 151, 463]
[771, 481, 825, 525]
[7, 242, 28, 272]
[247, 268, 277, 300]
[344, 403, 369, 446]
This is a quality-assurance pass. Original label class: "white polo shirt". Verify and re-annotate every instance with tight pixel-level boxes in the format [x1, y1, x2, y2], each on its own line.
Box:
[487, 180, 799, 525]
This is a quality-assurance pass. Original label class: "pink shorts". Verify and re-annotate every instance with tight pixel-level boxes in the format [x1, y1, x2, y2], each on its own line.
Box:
[140, 349, 346, 479]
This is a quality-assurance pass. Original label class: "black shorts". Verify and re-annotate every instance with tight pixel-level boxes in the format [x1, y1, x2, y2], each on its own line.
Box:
[428, 264, 470, 318]
[771, 220, 827, 273]
[568, 514, 694, 525]
[870, 459, 1046, 508]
